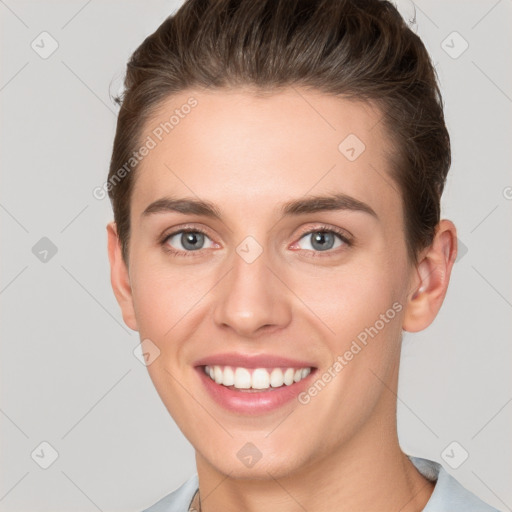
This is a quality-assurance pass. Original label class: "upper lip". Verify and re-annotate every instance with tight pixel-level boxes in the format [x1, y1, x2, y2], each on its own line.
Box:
[194, 352, 316, 369]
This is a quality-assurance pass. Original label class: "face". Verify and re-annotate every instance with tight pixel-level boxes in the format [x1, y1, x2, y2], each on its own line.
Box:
[110, 87, 436, 479]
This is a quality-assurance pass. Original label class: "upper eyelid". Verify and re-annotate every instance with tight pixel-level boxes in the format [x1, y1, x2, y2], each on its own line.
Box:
[161, 224, 214, 242]
[161, 224, 352, 247]
[300, 225, 351, 239]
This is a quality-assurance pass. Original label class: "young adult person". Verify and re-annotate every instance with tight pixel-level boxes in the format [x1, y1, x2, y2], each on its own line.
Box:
[106, 1, 500, 510]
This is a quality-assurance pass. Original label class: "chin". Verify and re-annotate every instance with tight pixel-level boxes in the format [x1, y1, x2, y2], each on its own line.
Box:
[198, 441, 311, 481]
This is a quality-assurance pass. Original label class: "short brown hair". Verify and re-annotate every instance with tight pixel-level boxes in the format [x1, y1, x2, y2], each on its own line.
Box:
[108, 0, 450, 264]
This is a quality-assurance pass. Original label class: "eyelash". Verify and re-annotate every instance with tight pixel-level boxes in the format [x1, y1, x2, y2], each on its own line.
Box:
[160, 223, 353, 258]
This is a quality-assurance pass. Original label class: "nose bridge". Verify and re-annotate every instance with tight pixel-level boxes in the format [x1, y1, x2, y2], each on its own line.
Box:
[212, 235, 292, 336]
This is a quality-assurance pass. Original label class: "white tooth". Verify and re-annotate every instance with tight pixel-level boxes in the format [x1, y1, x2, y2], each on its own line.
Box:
[283, 368, 295, 385]
[234, 367, 251, 389]
[301, 367, 311, 379]
[214, 365, 223, 384]
[252, 368, 270, 389]
[207, 365, 310, 389]
[269, 368, 285, 387]
[223, 366, 235, 386]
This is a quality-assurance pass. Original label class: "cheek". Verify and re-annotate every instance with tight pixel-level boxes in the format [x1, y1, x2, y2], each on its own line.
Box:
[293, 260, 405, 409]
[129, 259, 216, 347]
[289, 261, 403, 338]
[130, 251, 405, 342]
[293, 267, 404, 431]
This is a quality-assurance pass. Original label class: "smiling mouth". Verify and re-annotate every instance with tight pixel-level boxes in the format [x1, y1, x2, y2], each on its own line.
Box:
[203, 365, 313, 391]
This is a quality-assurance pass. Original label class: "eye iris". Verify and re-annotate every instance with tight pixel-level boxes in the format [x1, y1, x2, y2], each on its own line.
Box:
[174, 231, 340, 252]
[182, 232, 204, 250]
[311, 231, 335, 251]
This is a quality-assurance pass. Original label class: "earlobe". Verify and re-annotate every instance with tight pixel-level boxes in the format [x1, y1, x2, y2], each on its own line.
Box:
[106, 222, 139, 331]
[402, 220, 458, 333]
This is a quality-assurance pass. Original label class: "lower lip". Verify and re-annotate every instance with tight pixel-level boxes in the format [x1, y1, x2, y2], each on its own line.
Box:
[196, 367, 315, 415]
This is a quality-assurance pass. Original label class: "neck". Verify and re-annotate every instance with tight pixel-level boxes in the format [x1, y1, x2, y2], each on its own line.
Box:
[194, 364, 435, 512]
[195, 440, 433, 512]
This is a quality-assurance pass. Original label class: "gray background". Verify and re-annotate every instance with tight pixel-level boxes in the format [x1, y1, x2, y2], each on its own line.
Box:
[1, 0, 511, 510]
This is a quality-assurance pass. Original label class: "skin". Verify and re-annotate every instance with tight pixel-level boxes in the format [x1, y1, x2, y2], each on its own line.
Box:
[107, 87, 457, 512]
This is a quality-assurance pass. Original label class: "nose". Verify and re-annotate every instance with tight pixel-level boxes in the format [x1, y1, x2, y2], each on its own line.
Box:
[212, 245, 293, 338]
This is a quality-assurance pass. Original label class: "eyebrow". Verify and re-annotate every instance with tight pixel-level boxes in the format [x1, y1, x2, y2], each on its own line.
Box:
[141, 193, 378, 220]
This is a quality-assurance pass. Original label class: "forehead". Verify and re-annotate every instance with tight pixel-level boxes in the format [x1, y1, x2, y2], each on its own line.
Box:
[131, 87, 401, 223]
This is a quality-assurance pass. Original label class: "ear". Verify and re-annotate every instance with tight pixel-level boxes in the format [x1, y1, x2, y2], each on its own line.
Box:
[107, 222, 138, 331]
[402, 219, 458, 333]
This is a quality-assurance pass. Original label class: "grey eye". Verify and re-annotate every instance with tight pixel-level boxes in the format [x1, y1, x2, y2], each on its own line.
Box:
[166, 231, 214, 251]
[297, 231, 344, 252]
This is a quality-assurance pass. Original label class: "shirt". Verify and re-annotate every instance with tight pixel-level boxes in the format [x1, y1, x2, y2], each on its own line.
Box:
[141, 456, 500, 512]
